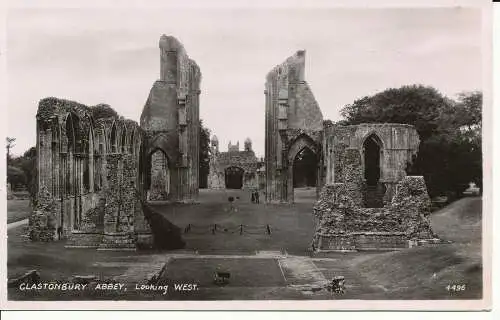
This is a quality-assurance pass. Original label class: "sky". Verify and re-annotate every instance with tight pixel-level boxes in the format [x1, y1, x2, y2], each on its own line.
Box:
[6, 7, 483, 157]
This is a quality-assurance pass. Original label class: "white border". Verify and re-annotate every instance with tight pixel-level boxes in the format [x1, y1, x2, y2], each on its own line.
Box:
[0, 0, 494, 312]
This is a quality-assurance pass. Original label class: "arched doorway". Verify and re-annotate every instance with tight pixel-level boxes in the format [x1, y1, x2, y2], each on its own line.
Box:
[363, 134, 382, 186]
[225, 166, 244, 189]
[146, 149, 170, 201]
[293, 147, 317, 188]
[363, 134, 384, 207]
[292, 147, 318, 203]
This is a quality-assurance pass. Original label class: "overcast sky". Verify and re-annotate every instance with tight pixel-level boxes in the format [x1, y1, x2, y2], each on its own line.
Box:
[6, 7, 482, 157]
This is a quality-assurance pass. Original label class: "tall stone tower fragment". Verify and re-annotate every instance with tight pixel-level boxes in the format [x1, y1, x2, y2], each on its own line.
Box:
[264, 50, 323, 203]
[140, 35, 201, 202]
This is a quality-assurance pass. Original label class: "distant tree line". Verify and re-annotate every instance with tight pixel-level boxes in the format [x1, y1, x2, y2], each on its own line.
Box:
[7, 141, 37, 203]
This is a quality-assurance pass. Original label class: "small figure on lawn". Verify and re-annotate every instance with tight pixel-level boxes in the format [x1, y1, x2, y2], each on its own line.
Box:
[255, 190, 260, 204]
[251, 190, 256, 203]
[227, 196, 237, 212]
[214, 268, 230, 286]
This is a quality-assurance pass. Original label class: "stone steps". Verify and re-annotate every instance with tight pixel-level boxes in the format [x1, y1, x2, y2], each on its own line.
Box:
[279, 257, 326, 286]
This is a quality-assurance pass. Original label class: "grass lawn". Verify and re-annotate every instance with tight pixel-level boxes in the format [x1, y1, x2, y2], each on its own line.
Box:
[7, 189, 484, 301]
[163, 257, 286, 287]
[7, 199, 31, 224]
[151, 188, 317, 255]
[343, 196, 483, 299]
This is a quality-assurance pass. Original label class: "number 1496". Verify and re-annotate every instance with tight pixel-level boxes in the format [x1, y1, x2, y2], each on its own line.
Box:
[446, 284, 466, 292]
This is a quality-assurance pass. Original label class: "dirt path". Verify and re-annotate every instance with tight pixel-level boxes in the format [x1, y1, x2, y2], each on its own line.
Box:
[7, 218, 28, 230]
[430, 197, 482, 245]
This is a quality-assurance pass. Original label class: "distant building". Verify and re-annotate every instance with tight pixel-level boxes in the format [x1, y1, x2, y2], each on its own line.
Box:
[207, 136, 264, 190]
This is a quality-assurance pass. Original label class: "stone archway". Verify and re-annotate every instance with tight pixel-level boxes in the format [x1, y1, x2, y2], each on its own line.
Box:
[293, 147, 317, 188]
[146, 149, 171, 201]
[225, 166, 244, 189]
[287, 135, 320, 203]
[362, 133, 384, 207]
[363, 134, 383, 187]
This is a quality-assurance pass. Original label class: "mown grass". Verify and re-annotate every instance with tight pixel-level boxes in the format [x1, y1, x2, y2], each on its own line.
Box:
[7, 190, 483, 300]
[7, 199, 31, 224]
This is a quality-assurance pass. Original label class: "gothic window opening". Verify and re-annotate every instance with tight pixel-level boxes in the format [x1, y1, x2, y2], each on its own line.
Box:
[363, 134, 382, 187]
[293, 147, 317, 188]
[147, 149, 170, 201]
[121, 130, 127, 154]
[83, 157, 90, 192]
[363, 134, 385, 208]
[225, 166, 244, 189]
[110, 123, 117, 153]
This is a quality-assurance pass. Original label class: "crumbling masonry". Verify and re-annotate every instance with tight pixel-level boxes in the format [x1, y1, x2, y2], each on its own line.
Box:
[31, 35, 201, 250]
[265, 51, 436, 250]
[207, 137, 264, 190]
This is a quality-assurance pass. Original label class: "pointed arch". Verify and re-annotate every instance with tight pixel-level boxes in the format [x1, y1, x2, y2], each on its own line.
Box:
[361, 130, 384, 151]
[362, 132, 384, 187]
[286, 133, 321, 203]
[287, 133, 319, 162]
[110, 121, 117, 153]
[146, 147, 171, 201]
[121, 125, 127, 154]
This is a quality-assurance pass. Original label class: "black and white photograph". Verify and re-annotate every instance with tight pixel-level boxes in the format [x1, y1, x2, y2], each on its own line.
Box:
[1, 0, 492, 311]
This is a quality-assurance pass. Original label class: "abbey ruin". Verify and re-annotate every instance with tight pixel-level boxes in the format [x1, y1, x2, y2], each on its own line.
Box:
[207, 137, 264, 190]
[31, 35, 201, 249]
[29, 35, 435, 251]
[265, 51, 435, 250]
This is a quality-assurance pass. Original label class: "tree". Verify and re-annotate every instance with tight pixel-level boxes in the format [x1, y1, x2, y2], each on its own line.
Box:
[9, 146, 37, 204]
[340, 85, 482, 198]
[7, 165, 26, 188]
[6, 137, 16, 164]
[340, 85, 452, 140]
[199, 120, 211, 188]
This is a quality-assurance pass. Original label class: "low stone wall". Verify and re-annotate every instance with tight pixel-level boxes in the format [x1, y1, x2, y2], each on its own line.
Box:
[65, 231, 104, 248]
[316, 232, 408, 251]
[312, 176, 436, 251]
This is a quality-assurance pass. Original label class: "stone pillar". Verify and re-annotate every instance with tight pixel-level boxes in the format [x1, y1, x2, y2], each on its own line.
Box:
[98, 154, 136, 251]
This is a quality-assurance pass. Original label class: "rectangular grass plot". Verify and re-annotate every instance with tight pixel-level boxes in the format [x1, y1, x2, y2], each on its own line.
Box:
[163, 258, 286, 287]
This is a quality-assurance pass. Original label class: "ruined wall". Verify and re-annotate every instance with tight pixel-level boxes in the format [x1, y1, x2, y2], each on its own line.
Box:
[265, 51, 323, 203]
[141, 35, 201, 202]
[324, 123, 420, 204]
[35, 97, 151, 250]
[208, 138, 260, 190]
[312, 175, 436, 251]
[312, 124, 435, 251]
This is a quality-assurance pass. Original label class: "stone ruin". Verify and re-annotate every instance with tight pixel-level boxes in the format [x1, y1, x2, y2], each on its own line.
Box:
[31, 35, 201, 250]
[31, 38, 437, 251]
[264, 51, 437, 250]
[141, 35, 201, 203]
[207, 136, 265, 190]
[264, 50, 324, 203]
[314, 122, 437, 251]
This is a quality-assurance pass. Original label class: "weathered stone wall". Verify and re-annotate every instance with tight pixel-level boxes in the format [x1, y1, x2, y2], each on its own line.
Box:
[324, 123, 420, 204]
[312, 176, 436, 251]
[264, 51, 323, 203]
[208, 138, 261, 190]
[141, 35, 201, 202]
[34, 96, 151, 250]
